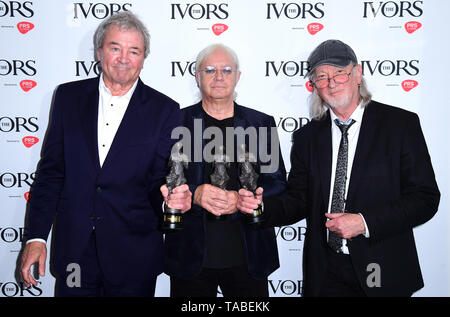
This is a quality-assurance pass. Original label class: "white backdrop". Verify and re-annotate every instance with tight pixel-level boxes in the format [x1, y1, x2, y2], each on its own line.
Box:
[0, 0, 449, 297]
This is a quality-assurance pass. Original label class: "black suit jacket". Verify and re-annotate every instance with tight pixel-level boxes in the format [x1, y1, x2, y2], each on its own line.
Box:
[27, 77, 180, 284]
[264, 101, 440, 296]
[164, 102, 287, 280]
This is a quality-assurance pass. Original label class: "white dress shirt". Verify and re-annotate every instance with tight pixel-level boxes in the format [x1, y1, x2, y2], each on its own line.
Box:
[27, 75, 138, 245]
[327, 103, 370, 254]
[97, 75, 138, 167]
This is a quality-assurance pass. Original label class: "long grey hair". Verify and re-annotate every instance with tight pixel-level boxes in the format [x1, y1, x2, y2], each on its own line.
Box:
[308, 64, 372, 120]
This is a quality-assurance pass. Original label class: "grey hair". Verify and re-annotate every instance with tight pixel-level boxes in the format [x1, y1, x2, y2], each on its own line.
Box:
[93, 11, 150, 60]
[308, 64, 372, 120]
[195, 43, 240, 73]
[195, 43, 240, 100]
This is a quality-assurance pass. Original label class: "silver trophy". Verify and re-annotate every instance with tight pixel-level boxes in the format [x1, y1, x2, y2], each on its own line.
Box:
[162, 142, 188, 231]
[238, 144, 264, 225]
[209, 146, 230, 221]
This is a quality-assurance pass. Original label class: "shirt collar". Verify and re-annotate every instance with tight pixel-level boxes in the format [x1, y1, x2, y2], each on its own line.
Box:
[330, 102, 365, 125]
[99, 74, 138, 100]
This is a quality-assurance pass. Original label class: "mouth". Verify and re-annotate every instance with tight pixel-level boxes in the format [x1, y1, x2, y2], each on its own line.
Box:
[328, 89, 343, 95]
[113, 63, 131, 69]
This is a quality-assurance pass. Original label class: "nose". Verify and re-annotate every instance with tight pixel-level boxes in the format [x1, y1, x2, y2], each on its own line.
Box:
[327, 77, 337, 88]
[118, 51, 129, 63]
[214, 69, 224, 80]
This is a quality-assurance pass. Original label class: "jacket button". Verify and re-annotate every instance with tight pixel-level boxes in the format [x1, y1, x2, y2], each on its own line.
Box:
[96, 186, 102, 193]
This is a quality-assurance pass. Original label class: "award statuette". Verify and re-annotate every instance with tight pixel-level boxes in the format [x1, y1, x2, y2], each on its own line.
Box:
[162, 142, 188, 231]
[238, 145, 264, 225]
[209, 149, 230, 221]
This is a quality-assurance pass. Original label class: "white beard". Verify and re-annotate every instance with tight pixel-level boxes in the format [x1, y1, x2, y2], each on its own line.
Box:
[325, 94, 350, 109]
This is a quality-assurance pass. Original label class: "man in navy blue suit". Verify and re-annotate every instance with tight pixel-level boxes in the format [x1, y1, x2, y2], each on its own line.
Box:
[162, 44, 287, 297]
[238, 39, 440, 296]
[20, 11, 191, 296]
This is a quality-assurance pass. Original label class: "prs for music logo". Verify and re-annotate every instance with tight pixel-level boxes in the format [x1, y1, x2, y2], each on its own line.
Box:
[307, 22, 323, 35]
[405, 21, 421, 33]
[401, 80, 418, 92]
[22, 136, 39, 148]
[20, 80, 36, 92]
[17, 21, 34, 34]
[212, 23, 228, 36]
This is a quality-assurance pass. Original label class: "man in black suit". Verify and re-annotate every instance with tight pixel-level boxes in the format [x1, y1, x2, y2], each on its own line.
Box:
[238, 39, 440, 296]
[161, 44, 287, 297]
[20, 11, 191, 296]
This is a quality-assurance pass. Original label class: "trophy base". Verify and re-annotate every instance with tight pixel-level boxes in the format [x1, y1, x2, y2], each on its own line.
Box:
[246, 205, 264, 226]
[162, 206, 183, 231]
[161, 221, 183, 231]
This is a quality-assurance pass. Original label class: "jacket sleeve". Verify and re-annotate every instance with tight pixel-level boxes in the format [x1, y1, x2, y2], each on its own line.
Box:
[147, 101, 182, 217]
[361, 113, 440, 243]
[258, 116, 287, 198]
[26, 85, 66, 241]
[263, 127, 309, 227]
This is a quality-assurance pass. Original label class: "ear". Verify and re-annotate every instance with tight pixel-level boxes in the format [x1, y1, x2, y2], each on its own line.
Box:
[355, 64, 363, 84]
[195, 71, 200, 88]
[96, 48, 102, 62]
[236, 70, 241, 83]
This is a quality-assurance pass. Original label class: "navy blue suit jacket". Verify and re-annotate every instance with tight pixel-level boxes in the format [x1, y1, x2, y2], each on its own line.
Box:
[264, 101, 440, 296]
[27, 77, 180, 284]
[164, 102, 287, 280]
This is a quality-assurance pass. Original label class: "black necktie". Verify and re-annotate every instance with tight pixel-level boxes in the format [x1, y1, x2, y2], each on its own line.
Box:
[328, 118, 355, 253]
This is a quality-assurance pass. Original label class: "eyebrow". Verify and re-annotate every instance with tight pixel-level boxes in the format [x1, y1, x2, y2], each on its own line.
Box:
[107, 41, 142, 51]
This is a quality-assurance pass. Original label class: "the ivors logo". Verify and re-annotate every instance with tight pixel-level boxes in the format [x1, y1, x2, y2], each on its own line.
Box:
[73, 2, 132, 19]
[0, 59, 36, 76]
[0, 281, 43, 297]
[265, 60, 309, 77]
[0, 172, 36, 188]
[361, 59, 419, 76]
[0, 1, 34, 18]
[266, 2, 325, 19]
[171, 3, 229, 20]
[275, 225, 307, 241]
[75, 60, 101, 77]
[362, 1, 423, 18]
[269, 280, 303, 296]
[171, 61, 196, 77]
[0, 116, 38, 133]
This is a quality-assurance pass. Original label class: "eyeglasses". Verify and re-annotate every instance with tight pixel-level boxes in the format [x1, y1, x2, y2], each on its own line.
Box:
[199, 66, 235, 77]
[312, 66, 355, 89]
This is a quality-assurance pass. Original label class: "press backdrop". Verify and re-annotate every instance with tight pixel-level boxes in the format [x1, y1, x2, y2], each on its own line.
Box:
[0, 0, 449, 297]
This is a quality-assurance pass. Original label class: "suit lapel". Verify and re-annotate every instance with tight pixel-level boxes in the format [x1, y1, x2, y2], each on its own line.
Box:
[346, 102, 378, 207]
[189, 102, 206, 185]
[316, 112, 333, 209]
[233, 104, 247, 176]
[81, 78, 101, 172]
[101, 79, 145, 169]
